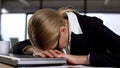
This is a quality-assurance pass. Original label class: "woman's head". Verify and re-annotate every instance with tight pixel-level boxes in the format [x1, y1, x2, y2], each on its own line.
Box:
[28, 8, 65, 50]
[28, 7, 79, 51]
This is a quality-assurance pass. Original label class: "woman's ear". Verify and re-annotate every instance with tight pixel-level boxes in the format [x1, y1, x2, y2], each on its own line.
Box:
[60, 19, 69, 33]
[59, 26, 69, 40]
[60, 26, 68, 34]
[59, 19, 69, 42]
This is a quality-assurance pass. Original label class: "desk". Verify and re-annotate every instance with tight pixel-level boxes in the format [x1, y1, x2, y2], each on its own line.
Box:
[0, 63, 14, 68]
[0, 63, 113, 68]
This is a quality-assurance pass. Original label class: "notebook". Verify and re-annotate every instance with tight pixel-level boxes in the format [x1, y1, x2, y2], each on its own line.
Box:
[0, 54, 66, 67]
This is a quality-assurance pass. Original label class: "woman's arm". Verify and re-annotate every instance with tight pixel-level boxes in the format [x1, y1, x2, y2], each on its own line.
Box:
[89, 17, 120, 67]
[12, 39, 33, 54]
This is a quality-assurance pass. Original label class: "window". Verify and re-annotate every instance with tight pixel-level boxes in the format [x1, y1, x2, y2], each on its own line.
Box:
[1, 13, 120, 42]
[1, 13, 26, 41]
[26, 14, 33, 39]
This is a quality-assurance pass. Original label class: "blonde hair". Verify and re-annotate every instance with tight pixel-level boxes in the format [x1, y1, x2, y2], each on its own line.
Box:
[28, 8, 65, 50]
[58, 6, 79, 20]
[28, 7, 79, 50]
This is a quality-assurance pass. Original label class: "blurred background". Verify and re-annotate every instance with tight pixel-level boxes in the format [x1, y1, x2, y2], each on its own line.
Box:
[0, 0, 120, 45]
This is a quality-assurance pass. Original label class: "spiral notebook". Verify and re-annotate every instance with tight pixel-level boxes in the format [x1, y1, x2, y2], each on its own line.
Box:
[0, 54, 66, 67]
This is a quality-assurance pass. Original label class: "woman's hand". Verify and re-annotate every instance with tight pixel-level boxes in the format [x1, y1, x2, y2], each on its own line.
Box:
[56, 53, 89, 65]
[33, 49, 89, 65]
[33, 49, 64, 58]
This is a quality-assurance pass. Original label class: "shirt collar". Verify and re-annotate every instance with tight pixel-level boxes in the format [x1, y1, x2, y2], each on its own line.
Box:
[66, 12, 83, 35]
[63, 12, 83, 54]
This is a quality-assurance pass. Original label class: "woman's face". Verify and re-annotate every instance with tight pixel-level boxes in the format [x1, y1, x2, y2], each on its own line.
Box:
[53, 19, 69, 50]
[51, 27, 69, 50]
[36, 19, 69, 51]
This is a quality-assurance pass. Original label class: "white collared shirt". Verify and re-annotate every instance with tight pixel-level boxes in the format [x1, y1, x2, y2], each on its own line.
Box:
[62, 12, 83, 54]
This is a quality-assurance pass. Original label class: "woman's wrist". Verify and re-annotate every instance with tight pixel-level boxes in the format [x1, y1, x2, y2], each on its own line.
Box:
[65, 54, 90, 65]
[72, 55, 90, 65]
[79, 55, 90, 65]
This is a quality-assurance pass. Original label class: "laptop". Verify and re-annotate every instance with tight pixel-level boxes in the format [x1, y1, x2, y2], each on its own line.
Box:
[0, 54, 66, 67]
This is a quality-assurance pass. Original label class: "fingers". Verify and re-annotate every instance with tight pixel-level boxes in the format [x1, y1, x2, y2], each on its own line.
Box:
[54, 50, 63, 54]
[35, 51, 54, 58]
[33, 51, 46, 58]
[48, 50, 57, 57]
[48, 50, 65, 58]
[33, 50, 64, 58]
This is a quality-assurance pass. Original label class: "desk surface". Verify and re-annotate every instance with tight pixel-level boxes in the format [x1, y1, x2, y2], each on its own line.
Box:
[0, 63, 113, 68]
[0, 63, 14, 68]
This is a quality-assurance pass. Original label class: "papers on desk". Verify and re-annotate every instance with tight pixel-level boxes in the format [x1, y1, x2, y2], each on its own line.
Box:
[0, 54, 66, 67]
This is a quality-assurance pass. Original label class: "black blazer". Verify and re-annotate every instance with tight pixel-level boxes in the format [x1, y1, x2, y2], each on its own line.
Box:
[70, 13, 120, 67]
[13, 13, 120, 67]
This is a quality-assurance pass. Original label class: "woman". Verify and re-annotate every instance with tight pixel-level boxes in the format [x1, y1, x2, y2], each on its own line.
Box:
[13, 7, 120, 67]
